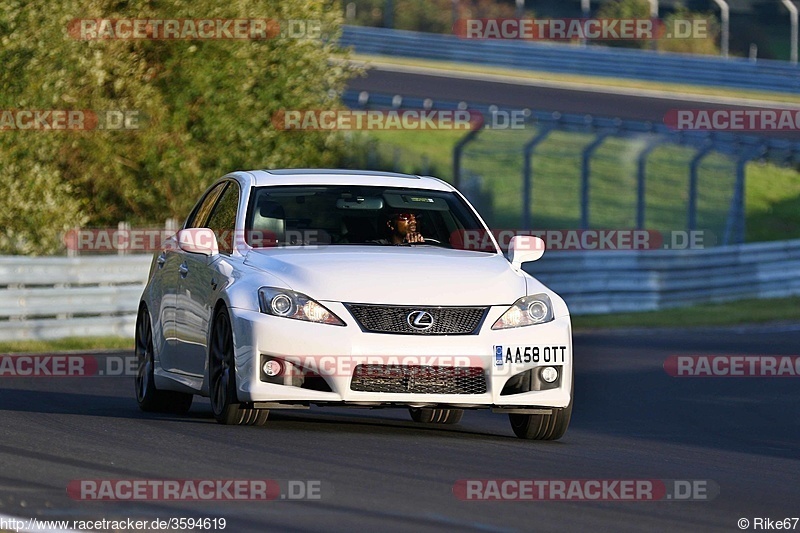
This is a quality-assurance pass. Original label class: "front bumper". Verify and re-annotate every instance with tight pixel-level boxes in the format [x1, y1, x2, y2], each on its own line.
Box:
[229, 303, 572, 409]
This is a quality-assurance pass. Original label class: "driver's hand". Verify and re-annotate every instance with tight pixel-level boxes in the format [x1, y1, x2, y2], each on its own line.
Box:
[405, 232, 425, 243]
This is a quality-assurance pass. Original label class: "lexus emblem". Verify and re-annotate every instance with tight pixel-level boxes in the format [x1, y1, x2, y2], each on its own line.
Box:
[407, 310, 434, 331]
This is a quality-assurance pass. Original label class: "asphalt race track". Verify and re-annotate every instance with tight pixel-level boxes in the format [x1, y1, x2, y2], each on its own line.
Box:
[347, 66, 800, 140]
[1, 326, 798, 532]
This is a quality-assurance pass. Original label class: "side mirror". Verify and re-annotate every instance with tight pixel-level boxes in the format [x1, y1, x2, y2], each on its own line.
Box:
[509, 235, 545, 270]
[177, 228, 219, 256]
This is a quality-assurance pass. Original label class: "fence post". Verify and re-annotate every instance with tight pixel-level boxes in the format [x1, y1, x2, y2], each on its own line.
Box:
[581, 131, 612, 229]
[688, 140, 715, 232]
[635, 135, 667, 230]
[781, 0, 798, 64]
[521, 124, 555, 230]
[712, 0, 730, 58]
[452, 124, 483, 188]
[383, 0, 394, 29]
[723, 143, 764, 245]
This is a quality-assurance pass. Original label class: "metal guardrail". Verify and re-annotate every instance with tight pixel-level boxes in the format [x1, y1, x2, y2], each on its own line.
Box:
[0, 255, 150, 341]
[2, 240, 800, 340]
[527, 239, 800, 314]
[340, 25, 800, 94]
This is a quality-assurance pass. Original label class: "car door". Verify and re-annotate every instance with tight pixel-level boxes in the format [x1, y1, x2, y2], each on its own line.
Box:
[174, 181, 240, 377]
[161, 182, 226, 374]
[150, 235, 182, 366]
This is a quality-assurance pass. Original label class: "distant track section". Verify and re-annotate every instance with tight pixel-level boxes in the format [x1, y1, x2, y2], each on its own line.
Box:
[346, 66, 800, 140]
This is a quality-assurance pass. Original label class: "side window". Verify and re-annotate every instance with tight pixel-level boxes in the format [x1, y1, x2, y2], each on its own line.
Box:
[204, 182, 240, 255]
[186, 183, 226, 229]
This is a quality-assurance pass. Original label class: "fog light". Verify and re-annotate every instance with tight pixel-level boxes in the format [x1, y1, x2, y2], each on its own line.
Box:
[540, 366, 558, 383]
[263, 359, 284, 377]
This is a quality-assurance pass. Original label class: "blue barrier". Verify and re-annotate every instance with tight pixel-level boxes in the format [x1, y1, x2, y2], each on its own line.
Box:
[341, 25, 800, 94]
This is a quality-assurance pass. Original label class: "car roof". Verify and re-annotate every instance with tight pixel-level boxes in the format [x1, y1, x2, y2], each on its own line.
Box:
[242, 169, 456, 192]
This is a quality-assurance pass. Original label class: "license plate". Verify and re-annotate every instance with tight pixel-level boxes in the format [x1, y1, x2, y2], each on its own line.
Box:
[494, 345, 567, 366]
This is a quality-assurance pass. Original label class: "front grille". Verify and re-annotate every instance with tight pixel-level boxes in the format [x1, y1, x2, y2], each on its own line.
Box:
[350, 364, 487, 394]
[345, 304, 488, 335]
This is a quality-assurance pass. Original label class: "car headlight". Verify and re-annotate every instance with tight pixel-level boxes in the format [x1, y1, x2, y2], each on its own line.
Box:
[258, 287, 345, 326]
[491, 294, 554, 330]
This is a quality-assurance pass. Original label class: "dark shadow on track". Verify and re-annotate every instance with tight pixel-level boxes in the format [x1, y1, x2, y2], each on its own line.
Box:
[571, 329, 800, 460]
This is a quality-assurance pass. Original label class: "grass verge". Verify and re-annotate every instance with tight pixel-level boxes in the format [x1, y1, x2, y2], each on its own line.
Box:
[572, 296, 800, 330]
[0, 336, 133, 354]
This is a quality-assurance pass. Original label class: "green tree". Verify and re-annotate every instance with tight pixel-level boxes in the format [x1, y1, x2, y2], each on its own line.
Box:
[657, 8, 720, 55]
[596, 0, 652, 49]
[597, 0, 650, 19]
[0, 0, 358, 254]
[596, 0, 719, 54]
[346, 0, 519, 34]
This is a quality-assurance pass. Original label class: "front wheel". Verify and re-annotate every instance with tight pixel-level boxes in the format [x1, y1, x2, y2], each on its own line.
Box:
[509, 403, 572, 440]
[135, 306, 193, 414]
[409, 407, 463, 424]
[509, 366, 573, 440]
[209, 307, 268, 426]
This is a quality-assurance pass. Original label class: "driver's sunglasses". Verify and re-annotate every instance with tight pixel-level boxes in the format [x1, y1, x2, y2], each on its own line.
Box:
[396, 213, 417, 222]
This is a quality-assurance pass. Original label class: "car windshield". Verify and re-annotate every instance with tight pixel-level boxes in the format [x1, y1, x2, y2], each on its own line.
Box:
[245, 185, 495, 252]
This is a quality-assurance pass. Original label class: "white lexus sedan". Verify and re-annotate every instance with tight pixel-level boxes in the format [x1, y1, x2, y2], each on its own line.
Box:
[136, 169, 573, 439]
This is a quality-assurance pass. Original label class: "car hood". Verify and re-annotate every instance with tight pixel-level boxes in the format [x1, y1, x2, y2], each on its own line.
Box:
[243, 246, 527, 305]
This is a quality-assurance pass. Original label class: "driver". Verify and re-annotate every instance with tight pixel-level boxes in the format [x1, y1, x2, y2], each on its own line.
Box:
[386, 212, 425, 244]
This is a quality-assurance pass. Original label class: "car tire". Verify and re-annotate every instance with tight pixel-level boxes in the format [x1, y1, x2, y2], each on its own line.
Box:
[209, 306, 269, 426]
[135, 306, 193, 414]
[508, 368, 573, 440]
[508, 404, 572, 440]
[409, 407, 464, 424]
